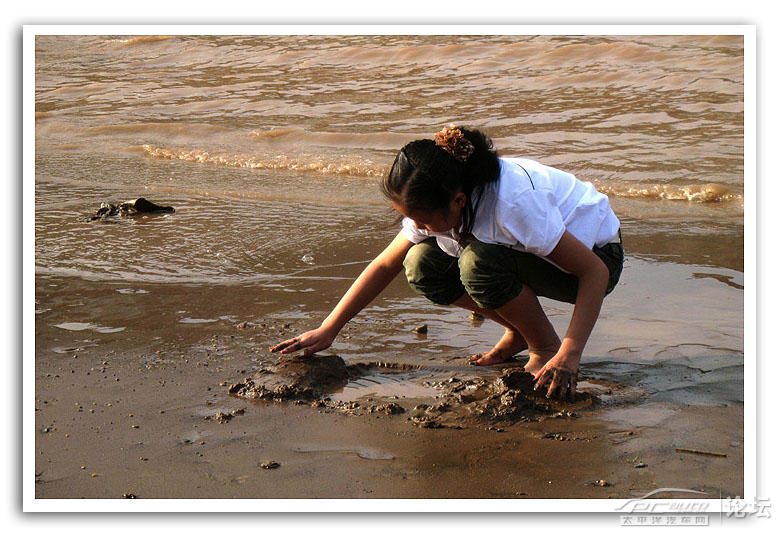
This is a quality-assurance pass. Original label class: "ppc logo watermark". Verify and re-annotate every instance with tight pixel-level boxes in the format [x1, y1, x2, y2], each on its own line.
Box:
[614, 488, 772, 526]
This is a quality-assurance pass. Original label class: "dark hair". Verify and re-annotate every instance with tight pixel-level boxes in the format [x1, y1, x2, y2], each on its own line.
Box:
[382, 126, 500, 245]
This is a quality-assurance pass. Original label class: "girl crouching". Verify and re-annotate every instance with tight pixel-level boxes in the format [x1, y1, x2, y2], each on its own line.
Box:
[272, 126, 624, 400]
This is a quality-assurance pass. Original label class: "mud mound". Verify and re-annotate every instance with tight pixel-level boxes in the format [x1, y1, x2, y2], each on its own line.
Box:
[229, 354, 350, 401]
[407, 369, 593, 429]
[228, 356, 594, 428]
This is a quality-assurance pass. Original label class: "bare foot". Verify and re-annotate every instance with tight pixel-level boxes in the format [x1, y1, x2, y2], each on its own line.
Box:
[468, 329, 528, 366]
[523, 345, 560, 375]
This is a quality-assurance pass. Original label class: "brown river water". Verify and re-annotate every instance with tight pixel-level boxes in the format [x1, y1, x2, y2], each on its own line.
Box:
[34, 33, 745, 417]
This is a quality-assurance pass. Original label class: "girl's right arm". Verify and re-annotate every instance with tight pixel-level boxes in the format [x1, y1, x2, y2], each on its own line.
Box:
[270, 231, 414, 356]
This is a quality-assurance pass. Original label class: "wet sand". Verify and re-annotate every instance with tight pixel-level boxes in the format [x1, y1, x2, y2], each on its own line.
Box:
[34, 255, 744, 503]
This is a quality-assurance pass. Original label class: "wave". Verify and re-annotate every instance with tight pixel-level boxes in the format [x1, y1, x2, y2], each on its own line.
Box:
[142, 144, 388, 178]
[593, 181, 741, 203]
[110, 35, 176, 46]
[143, 144, 741, 204]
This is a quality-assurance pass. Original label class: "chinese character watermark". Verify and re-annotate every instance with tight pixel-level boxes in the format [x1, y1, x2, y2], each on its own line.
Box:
[722, 496, 772, 519]
[619, 514, 709, 526]
[615, 489, 772, 526]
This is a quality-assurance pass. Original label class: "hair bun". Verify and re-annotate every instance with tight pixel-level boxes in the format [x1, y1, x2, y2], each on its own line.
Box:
[433, 124, 474, 162]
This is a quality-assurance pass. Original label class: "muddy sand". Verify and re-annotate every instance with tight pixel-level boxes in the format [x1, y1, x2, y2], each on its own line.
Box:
[33, 258, 743, 503]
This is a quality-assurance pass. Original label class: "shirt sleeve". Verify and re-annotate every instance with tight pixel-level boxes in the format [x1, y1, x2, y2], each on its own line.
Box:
[400, 217, 430, 244]
[496, 189, 566, 257]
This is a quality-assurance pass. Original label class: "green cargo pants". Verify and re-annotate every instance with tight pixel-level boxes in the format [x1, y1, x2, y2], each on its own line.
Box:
[403, 236, 624, 309]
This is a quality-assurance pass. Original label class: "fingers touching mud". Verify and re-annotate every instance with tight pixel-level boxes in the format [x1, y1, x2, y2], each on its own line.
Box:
[270, 328, 335, 357]
[269, 338, 302, 354]
[533, 367, 578, 401]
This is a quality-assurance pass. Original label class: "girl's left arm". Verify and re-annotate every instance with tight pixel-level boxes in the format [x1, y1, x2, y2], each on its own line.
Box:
[533, 230, 609, 398]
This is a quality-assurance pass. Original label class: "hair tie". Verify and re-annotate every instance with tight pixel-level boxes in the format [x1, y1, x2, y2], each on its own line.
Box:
[433, 124, 474, 162]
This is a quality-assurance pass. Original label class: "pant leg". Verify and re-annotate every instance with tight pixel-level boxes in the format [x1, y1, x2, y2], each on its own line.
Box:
[593, 241, 624, 296]
[458, 239, 625, 309]
[407, 237, 625, 309]
[459, 240, 580, 309]
[403, 238, 465, 306]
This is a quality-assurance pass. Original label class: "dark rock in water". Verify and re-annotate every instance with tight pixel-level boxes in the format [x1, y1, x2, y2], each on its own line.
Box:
[229, 354, 350, 401]
[413, 323, 428, 334]
[87, 197, 175, 221]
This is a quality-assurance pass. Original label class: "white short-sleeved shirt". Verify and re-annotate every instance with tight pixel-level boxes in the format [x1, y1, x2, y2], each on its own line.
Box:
[401, 157, 620, 260]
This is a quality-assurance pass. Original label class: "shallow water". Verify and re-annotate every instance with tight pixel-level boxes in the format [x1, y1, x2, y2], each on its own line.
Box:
[34, 32, 744, 410]
[35, 34, 744, 279]
[330, 371, 439, 403]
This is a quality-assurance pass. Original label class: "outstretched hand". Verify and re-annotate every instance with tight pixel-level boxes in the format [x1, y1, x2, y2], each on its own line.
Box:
[532, 353, 580, 401]
[269, 326, 336, 357]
